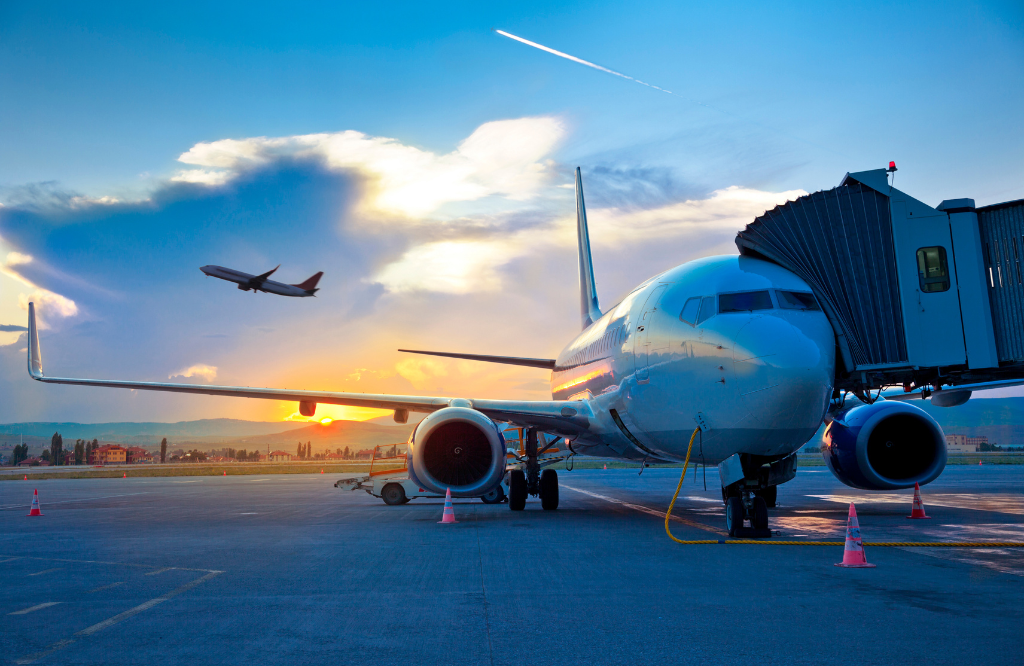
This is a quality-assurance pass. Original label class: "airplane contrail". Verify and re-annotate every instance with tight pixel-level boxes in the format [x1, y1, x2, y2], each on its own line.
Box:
[495, 29, 674, 95]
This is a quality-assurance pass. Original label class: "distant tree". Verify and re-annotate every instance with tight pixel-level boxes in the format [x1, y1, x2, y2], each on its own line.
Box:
[343, 446, 351, 460]
[12, 444, 28, 466]
[74, 440, 85, 465]
[50, 432, 64, 467]
[40, 449, 51, 462]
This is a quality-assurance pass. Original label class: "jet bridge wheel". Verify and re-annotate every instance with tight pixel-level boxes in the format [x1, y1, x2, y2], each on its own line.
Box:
[381, 483, 407, 506]
[481, 485, 506, 504]
[539, 469, 559, 510]
[509, 470, 527, 511]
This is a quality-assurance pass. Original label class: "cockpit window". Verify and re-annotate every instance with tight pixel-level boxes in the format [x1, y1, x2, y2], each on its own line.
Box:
[718, 290, 773, 313]
[776, 290, 820, 311]
[679, 297, 701, 325]
[697, 295, 716, 324]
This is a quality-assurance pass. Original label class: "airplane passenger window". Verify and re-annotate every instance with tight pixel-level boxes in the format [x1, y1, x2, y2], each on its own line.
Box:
[718, 290, 773, 313]
[777, 290, 821, 310]
[917, 246, 950, 292]
[697, 296, 716, 324]
[679, 297, 701, 325]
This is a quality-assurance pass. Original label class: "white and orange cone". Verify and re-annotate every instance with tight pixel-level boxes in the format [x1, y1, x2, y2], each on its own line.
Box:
[907, 482, 930, 519]
[438, 488, 457, 524]
[27, 489, 43, 517]
[835, 503, 875, 568]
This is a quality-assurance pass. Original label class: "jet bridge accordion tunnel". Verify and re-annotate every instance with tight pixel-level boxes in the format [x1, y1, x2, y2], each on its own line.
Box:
[735, 168, 1024, 395]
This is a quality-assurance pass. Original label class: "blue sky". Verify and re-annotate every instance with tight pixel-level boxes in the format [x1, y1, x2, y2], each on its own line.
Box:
[1, 1, 1022, 422]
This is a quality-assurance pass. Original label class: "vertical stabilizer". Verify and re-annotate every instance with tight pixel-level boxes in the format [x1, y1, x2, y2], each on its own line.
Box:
[576, 168, 602, 330]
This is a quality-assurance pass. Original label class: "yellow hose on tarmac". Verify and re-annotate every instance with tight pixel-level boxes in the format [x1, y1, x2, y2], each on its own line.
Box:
[664, 427, 1024, 547]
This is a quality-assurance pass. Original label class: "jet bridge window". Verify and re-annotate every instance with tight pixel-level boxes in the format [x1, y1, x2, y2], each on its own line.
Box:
[718, 290, 773, 313]
[916, 246, 950, 293]
[776, 290, 821, 311]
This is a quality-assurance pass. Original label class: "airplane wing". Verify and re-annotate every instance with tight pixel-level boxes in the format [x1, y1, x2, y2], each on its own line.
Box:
[25, 304, 591, 436]
[252, 265, 280, 283]
[398, 349, 556, 369]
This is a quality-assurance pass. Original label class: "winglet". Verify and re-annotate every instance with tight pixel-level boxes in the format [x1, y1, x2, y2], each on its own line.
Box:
[576, 168, 602, 330]
[27, 302, 43, 379]
[255, 265, 280, 281]
[292, 271, 323, 292]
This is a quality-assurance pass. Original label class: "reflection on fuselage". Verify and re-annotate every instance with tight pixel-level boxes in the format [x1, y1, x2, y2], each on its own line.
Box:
[551, 255, 836, 465]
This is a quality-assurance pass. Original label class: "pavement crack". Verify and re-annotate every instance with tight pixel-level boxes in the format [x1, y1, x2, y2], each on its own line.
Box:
[474, 510, 496, 666]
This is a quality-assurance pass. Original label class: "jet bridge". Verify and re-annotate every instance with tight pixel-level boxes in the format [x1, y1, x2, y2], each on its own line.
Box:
[736, 168, 1024, 394]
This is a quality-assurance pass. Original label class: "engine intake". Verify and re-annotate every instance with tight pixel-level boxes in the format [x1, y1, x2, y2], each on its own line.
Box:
[822, 400, 946, 490]
[407, 407, 507, 497]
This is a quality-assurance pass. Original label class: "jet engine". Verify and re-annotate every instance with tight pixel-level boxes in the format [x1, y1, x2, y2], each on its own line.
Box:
[822, 400, 946, 490]
[407, 407, 508, 497]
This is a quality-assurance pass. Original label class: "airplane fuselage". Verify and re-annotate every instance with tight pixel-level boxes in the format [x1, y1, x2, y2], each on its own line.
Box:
[551, 255, 835, 465]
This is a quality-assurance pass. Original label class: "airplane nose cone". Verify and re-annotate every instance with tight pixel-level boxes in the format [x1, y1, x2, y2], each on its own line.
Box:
[731, 313, 835, 433]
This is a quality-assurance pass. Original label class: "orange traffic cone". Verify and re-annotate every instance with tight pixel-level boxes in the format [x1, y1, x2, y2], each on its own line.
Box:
[27, 489, 43, 516]
[122, 473, 126, 478]
[835, 503, 875, 568]
[223, 471, 227, 476]
[23, 474, 27, 480]
[908, 482, 930, 519]
[438, 488, 457, 524]
[321, 469, 324, 474]
[603, 464, 607, 470]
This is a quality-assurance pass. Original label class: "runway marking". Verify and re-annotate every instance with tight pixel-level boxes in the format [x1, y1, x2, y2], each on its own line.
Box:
[144, 568, 172, 576]
[14, 570, 223, 665]
[249, 478, 270, 482]
[238, 512, 258, 515]
[174, 480, 201, 483]
[27, 568, 60, 576]
[0, 557, 21, 564]
[562, 484, 728, 536]
[8, 602, 61, 615]
[0, 493, 148, 510]
[0, 555, 218, 573]
[88, 582, 124, 593]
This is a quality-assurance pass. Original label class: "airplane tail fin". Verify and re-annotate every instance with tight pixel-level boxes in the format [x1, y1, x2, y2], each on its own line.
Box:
[28, 302, 43, 378]
[576, 167, 602, 330]
[293, 271, 323, 293]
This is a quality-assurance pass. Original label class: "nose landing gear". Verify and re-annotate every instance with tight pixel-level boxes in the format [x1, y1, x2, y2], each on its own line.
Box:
[723, 488, 772, 538]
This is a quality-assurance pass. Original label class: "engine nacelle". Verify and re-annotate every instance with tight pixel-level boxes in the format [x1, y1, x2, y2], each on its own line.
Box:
[822, 400, 946, 490]
[407, 407, 507, 497]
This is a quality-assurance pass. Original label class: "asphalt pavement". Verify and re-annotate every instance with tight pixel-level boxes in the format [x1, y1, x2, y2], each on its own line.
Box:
[1, 465, 1022, 665]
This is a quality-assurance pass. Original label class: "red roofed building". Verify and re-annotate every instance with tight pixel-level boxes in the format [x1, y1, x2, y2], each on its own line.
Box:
[90, 445, 127, 465]
[269, 450, 291, 462]
[125, 447, 154, 464]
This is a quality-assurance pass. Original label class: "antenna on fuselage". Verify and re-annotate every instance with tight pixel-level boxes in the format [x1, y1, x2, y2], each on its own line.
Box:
[576, 167, 603, 330]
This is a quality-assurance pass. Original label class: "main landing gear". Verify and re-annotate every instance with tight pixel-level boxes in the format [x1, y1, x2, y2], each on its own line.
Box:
[509, 428, 559, 511]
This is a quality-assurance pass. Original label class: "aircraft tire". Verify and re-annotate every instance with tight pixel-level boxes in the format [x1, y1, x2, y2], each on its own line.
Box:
[481, 485, 506, 504]
[381, 483, 407, 506]
[540, 469, 559, 510]
[756, 485, 777, 508]
[509, 470, 527, 511]
[751, 496, 769, 531]
[725, 496, 745, 536]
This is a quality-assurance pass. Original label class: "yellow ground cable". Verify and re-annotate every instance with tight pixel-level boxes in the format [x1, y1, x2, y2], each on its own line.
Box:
[664, 427, 1024, 547]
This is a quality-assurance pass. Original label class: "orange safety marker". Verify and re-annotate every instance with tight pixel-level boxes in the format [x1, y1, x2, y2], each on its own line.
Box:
[438, 488, 457, 524]
[321, 469, 324, 474]
[27, 489, 43, 516]
[223, 471, 227, 476]
[122, 472, 126, 478]
[908, 482, 930, 519]
[23, 474, 27, 480]
[835, 503, 875, 568]
[603, 464, 607, 470]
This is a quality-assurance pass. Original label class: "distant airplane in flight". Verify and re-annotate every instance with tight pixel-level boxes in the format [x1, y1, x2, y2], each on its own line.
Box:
[200, 265, 323, 297]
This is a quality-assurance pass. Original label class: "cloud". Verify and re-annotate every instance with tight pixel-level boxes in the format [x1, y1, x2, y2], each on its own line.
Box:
[169, 364, 218, 382]
[0, 325, 27, 332]
[1, 251, 79, 329]
[373, 239, 512, 294]
[174, 116, 566, 217]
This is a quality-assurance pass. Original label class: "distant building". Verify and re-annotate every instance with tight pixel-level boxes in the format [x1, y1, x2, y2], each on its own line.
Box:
[18, 457, 48, 467]
[90, 445, 127, 465]
[946, 434, 987, 453]
[125, 447, 154, 464]
[269, 450, 291, 462]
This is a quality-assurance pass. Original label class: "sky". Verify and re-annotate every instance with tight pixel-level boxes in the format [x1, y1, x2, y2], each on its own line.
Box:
[1, 1, 1022, 423]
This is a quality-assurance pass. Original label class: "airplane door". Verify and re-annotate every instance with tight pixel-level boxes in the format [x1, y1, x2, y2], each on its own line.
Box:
[634, 285, 668, 383]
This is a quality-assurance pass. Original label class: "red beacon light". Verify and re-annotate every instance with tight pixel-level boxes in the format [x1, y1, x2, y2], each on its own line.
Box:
[887, 161, 897, 173]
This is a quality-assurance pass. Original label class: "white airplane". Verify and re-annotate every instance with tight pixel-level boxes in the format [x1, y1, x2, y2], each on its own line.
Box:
[25, 168, 1020, 536]
[200, 264, 323, 297]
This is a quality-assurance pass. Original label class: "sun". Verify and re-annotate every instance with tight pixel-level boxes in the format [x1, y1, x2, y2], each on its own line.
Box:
[319, 418, 334, 425]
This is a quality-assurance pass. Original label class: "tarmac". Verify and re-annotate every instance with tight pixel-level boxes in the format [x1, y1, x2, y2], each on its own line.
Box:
[0, 465, 1022, 665]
